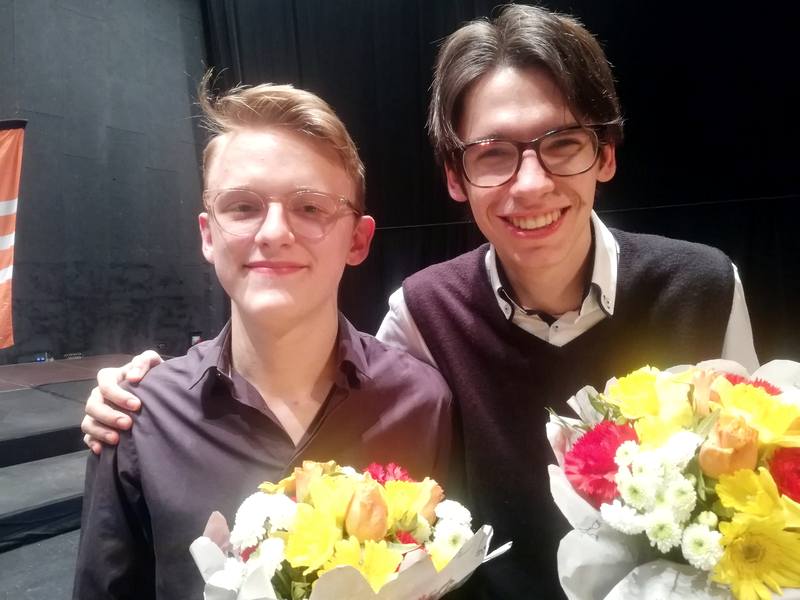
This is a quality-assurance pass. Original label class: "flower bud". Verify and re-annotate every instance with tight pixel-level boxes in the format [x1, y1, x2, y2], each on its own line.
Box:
[345, 480, 389, 541]
[698, 413, 758, 478]
[419, 479, 445, 524]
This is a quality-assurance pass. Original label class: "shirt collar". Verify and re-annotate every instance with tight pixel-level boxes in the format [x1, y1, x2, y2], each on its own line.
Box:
[486, 210, 619, 318]
[187, 314, 372, 391]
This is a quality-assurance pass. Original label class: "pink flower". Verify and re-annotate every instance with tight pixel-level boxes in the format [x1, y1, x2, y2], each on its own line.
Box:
[723, 373, 782, 396]
[564, 421, 638, 508]
[364, 462, 415, 485]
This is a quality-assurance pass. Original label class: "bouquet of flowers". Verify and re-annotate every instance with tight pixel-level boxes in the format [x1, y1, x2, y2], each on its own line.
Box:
[547, 359, 800, 600]
[190, 460, 510, 600]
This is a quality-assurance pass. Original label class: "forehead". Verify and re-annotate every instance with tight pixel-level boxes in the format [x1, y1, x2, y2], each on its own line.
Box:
[205, 127, 354, 198]
[458, 66, 577, 142]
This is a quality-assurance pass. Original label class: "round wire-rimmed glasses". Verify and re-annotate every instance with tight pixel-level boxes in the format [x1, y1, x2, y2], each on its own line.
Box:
[205, 188, 362, 240]
[457, 124, 608, 188]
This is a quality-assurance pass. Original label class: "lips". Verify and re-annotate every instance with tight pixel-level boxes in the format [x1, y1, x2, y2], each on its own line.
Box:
[505, 208, 565, 231]
[245, 261, 307, 274]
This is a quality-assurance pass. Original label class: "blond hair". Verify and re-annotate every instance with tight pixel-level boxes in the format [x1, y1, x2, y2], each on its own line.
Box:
[199, 72, 366, 210]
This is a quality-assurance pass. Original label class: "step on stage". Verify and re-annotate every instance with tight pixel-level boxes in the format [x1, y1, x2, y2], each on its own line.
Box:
[0, 355, 132, 596]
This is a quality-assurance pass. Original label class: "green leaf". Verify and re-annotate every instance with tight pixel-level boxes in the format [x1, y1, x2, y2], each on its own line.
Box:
[693, 409, 720, 439]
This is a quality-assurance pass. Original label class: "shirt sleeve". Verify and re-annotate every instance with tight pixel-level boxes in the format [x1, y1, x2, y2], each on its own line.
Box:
[721, 263, 759, 373]
[376, 287, 438, 368]
[72, 433, 155, 599]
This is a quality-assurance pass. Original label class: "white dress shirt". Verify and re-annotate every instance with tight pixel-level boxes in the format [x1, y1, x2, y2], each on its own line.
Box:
[376, 212, 759, 372]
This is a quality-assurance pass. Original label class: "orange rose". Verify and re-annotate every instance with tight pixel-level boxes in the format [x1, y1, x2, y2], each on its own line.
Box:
[698, 413, 759, 478]
[345, 480, 389, 541]
[293, 460, 338, 503]
[691, 370, 721, 416]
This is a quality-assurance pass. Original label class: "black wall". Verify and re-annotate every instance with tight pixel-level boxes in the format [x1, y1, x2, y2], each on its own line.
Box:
[203, 0, 800, 362]
[0, 1, 797, 364]
[0, 0, 223, 363]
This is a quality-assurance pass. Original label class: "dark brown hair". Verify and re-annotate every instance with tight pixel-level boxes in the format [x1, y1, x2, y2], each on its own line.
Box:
[428, 4, 624, 166]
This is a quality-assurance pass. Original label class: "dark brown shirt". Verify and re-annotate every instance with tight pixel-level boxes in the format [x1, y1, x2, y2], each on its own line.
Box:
[73, 315, 452, 600]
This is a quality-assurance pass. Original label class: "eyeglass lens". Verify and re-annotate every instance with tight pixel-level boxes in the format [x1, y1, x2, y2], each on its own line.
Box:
[212, 190, 347, 238]
[463, 128, 599, 187]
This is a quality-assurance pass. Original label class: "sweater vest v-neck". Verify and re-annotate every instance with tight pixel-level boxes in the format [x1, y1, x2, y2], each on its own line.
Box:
[403, 229, 733, 598]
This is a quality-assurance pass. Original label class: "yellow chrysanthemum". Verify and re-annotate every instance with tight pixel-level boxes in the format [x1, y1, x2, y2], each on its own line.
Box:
[606, 366, 661, 419]
[713, 514, 800, 600]
[383, 479, 439, 530]
[308, 473, 357, 528]
[284, 503, 341, 574]
[606, 367, 693, 447]
[717, 467, 800, 529]
[713, 379, 800, 447]
[318, 537, 401, 593]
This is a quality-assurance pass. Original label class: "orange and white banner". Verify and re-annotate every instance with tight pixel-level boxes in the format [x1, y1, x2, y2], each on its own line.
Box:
[0, 120, 26, 349]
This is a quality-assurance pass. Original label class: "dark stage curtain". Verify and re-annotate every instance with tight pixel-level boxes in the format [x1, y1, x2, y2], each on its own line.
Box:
[200, 0, 799, 361]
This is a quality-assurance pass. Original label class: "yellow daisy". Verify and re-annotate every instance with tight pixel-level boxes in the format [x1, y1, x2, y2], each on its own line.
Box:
[713, 514, 800, 600]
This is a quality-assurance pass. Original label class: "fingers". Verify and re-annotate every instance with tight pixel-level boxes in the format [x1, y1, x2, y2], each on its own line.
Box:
[83, 433, 104, 455]
[125, 350, 163, 383]
[86, 386, 135, 427]
[81, 414, 121, 450]
[96, 368, 141, 411]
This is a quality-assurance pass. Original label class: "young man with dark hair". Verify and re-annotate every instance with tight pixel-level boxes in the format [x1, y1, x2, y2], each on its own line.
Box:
[80, 6, 756, 598]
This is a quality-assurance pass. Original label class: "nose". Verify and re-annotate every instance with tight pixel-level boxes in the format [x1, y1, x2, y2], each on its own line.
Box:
[509, 149, 556, 198]
[253, 201, 294, 246]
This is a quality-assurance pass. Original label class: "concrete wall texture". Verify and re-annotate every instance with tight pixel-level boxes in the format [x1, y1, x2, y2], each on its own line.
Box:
[0, 0, 226, 362]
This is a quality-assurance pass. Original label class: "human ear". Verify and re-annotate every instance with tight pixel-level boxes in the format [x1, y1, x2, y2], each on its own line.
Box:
[444, 161, 469, 202]
[198, 212, 215, 264]
[346, 215, 376, 266]
[596, 145, 617, 182]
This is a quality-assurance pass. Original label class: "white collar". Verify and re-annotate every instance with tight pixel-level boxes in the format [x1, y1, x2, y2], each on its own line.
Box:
[485, 211, 619, 317]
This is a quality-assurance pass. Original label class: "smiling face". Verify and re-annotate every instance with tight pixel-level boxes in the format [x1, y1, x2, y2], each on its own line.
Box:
[445, 66, 616, 278]
[199, 127, 375, 325]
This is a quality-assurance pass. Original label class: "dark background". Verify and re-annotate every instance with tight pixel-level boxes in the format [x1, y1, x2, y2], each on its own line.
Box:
[1, 0, 797, 364]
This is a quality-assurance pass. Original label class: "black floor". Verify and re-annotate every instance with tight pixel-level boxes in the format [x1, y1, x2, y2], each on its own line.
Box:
[0, 355, 131, 597]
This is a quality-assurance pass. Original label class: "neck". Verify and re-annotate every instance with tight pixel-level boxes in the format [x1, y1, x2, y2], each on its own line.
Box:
[229, 303, 339, 399]
[499, 227, 593, 316]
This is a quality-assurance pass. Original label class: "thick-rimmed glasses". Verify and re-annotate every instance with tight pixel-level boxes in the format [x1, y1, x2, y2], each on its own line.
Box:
[205, 188, 361, 240]
[457, 125, 606, 188]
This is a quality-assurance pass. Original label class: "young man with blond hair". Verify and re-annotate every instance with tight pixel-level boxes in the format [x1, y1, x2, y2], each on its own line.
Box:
[80, 5, 757, 598]
[72, 77, 452, 599]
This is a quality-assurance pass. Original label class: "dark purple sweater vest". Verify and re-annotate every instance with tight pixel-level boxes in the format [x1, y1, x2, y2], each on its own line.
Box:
[403, 230, 733, 599]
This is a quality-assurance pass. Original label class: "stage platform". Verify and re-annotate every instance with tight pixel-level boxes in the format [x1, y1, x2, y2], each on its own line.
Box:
[0, 354, 132, 592]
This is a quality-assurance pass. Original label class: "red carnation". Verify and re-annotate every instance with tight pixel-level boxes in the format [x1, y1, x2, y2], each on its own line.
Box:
[564, 421, 638, 509]
[364, 462, 415, 485]
[395, 530, 418, 545]
[769, 447, 800, 503]
[723, 373, 782, 396]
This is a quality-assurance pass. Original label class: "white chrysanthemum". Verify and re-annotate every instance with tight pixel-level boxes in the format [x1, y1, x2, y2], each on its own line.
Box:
[340, 466, 359, 478]
[618, 474, 657, 512]
[614, 440, 640, 468]
[681, 523, 723, 571]
[432, 520, 473, 551]
[207, 557, 246, 591]
[411, 515, 432, 544]
[434, 500, 472, 527]
[229, 492, 297, 550]
[696, 511, 718, 529]
[600, 500, 646, 535]
[644, 508, 683, 553]
[630, 452, 668, 482]
[665, 477, 696, 523]
[246, 537, 285, 583]
[658, 430, 702, 469]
